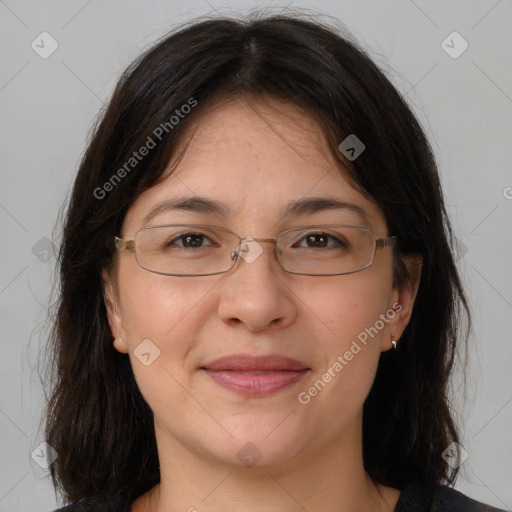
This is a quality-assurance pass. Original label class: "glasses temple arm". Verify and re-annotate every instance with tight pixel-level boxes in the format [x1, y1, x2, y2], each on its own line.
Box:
[115, 236, 135, 252]
[376, 236, 397, 248]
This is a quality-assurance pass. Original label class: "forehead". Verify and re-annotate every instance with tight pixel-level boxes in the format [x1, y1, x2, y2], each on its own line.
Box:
[122, 96, 387, 234]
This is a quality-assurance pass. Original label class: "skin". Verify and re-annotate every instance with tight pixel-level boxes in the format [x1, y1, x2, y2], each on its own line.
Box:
[104, 95, 421, 512]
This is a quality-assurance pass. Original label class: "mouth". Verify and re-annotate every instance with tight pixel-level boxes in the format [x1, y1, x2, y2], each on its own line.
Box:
[200, 354, 310, 397]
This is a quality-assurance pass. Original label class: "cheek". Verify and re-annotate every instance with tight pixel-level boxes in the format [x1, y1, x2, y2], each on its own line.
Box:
[118, 264, 211, 340]
[116, 273, 206, 417]
[304, 266, 392, 342]
[297, 269, 392, 403]
[116, 268, 212, 388]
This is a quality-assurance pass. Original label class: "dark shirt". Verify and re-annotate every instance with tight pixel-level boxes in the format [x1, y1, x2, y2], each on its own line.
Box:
[53, 483, 509, 511]
[394, 483, 508, 511]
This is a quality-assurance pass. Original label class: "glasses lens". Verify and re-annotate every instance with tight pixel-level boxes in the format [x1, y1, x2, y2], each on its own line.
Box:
[277, 226, 376, 275]
[134, 225, 239, 276]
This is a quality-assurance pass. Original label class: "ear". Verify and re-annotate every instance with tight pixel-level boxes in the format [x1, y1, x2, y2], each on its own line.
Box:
[102, 269, 129, 353]
[382, 255, 423, 350]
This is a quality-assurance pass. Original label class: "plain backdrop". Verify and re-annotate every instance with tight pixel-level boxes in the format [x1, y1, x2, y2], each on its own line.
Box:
[0, 1, 511, 511]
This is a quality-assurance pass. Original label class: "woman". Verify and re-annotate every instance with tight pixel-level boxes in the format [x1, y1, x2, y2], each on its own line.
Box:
[45, 13, 506, 512]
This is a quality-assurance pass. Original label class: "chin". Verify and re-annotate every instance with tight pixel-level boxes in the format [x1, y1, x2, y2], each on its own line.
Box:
[207, 421, 310, 469]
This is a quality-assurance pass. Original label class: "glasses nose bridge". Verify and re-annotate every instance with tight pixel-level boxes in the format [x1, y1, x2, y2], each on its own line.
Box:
[237, 236, 279, 253]
[230, 236, 281, 267]
[239, 236, 277, 245]
[235, 236, 279, 255]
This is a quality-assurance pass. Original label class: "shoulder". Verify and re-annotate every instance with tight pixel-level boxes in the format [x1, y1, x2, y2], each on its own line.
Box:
[395, 483, 509, 512]
[53, 504, 112, 512]
[53, 505, 105, 512]
[52, 498, 131, 512]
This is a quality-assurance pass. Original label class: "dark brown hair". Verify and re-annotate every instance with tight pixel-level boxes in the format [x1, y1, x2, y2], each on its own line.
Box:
[44, 13, 469, 507]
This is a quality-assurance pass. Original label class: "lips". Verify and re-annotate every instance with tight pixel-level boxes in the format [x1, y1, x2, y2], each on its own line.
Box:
[202, 354, 309, 372]
[200, 354, 310, 397]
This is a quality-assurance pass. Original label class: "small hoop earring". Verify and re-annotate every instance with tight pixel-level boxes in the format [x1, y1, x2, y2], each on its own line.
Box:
[391, 334, 397, 350]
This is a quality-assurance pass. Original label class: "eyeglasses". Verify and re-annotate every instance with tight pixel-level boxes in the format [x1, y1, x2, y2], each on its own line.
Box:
[114, 224, 396, 277]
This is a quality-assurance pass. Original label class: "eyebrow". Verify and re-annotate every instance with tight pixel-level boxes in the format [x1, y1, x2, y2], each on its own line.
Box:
[143, 197, 230, 225]
[142, 195, 370, 226]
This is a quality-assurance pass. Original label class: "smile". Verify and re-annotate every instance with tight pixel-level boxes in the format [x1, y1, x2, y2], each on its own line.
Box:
[200, 354, 310, 397]
[201, 369, 310, 397]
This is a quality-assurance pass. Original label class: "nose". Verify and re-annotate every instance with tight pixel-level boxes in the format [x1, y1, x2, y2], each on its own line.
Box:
[217, 239, 297, 332]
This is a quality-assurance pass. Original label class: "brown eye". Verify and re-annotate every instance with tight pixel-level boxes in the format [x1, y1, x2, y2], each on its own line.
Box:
[167, 233, 215, 248]
[295, 233, 349, 249]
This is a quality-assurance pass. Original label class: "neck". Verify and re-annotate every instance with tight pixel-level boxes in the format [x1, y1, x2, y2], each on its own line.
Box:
[132, 416, 399, 512]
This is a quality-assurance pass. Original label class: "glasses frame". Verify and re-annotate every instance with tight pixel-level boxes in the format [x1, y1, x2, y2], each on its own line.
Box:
[114, 223, 397, 277]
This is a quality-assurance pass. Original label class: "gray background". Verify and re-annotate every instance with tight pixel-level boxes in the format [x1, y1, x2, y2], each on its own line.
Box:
[1, 0, 511, 511]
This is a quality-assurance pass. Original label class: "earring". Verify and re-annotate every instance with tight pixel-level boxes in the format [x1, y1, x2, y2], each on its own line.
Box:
[113, 336, 123, 346]
[391, 334, 397, 350]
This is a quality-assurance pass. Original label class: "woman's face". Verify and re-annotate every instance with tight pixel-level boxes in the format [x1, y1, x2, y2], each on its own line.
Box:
[105, 96, 414, 470]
